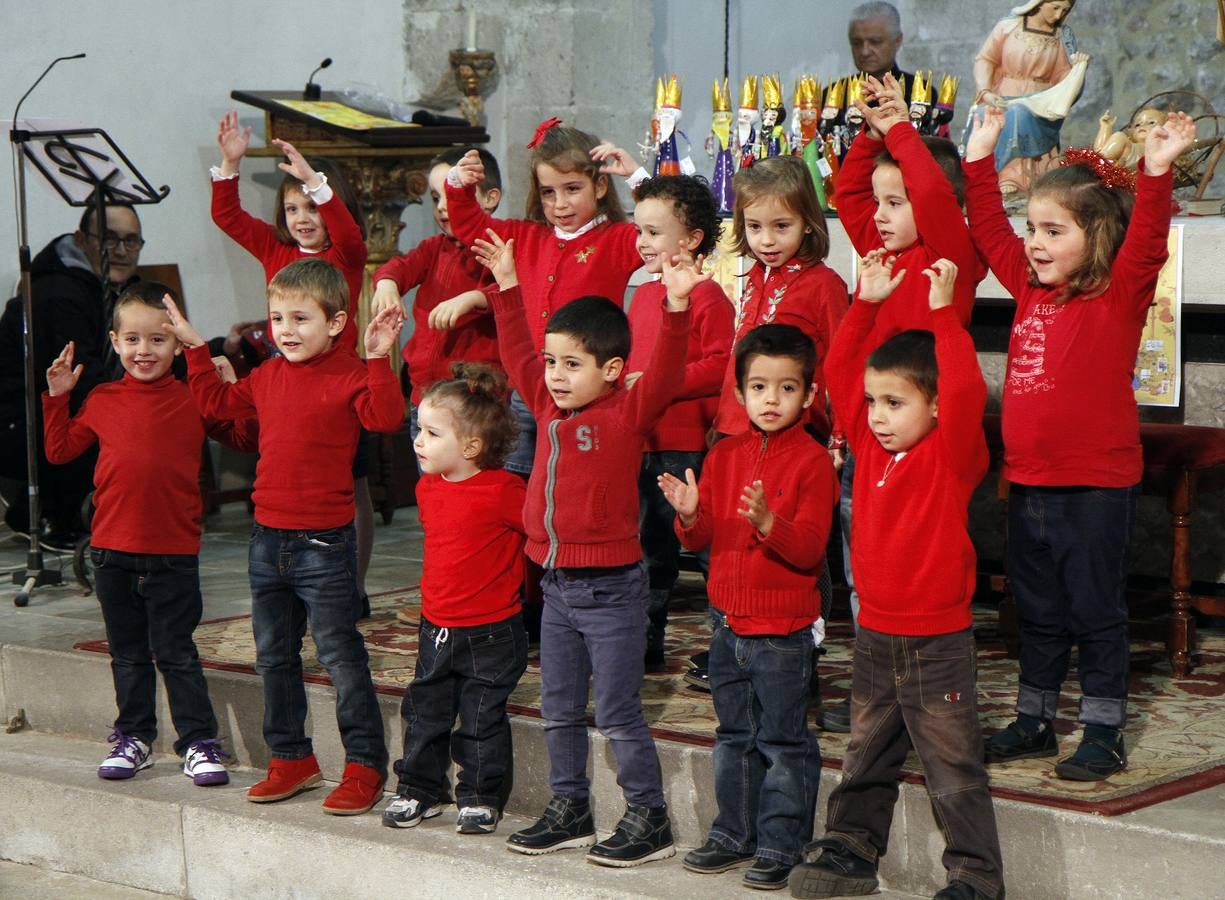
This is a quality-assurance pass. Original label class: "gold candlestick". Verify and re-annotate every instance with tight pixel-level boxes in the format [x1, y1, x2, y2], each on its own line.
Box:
[449, 48, 498, 127]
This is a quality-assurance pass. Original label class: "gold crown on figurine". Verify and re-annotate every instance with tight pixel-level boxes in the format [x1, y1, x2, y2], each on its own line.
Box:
[846, 74, 866, 106]
[662, 74, 682, 108]
[794, 75, 820, 110]
[911, 70, 933, 104]
[655, 77, 665, 109]
[739, 75, 759, 110]
[937, 74, 959, 106]
[712, 78, 731, 112]
[824, 77, 846, 109]
[761, 74, 783, 110]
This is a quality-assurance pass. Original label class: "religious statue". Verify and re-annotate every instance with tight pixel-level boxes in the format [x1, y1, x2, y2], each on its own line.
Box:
[790, 76, 820, 153]
[654, 74, 683, 177]
[758, 74, 790, 159]
[706, 77, 736, 214]
[843, 75, 867, 151]
[1093, 106, 1167, 171]
[818, 77, 845, 142]
[932, 75, 960, 139]
[735, 75, 761, 169]
[909, 70, 933, 132]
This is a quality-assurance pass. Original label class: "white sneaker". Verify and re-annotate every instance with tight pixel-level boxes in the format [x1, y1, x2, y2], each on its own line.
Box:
[456, 805, 501, 834]
[97, 731, 152, 780]
[183, 739, 230, 786]
[381, 794, 446, 828]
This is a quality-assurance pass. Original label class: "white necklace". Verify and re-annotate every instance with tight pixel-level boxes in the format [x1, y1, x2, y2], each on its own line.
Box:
[876, 451, 907, 487]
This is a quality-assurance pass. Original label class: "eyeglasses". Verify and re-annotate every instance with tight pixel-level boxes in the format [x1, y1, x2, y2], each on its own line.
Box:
[88, 232, 145, 252]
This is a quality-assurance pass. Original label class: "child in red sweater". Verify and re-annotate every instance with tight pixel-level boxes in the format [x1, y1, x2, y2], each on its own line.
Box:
[165, 258, 405, 817]
[791, 252, 1003, 900]
[965, 109, 1196, 781]
[42, 284, 257, 786]
[660, 325, 837, 890]
[382, 363, 526, 836]
[474, 229, 695, 868]
[625, 175, 734, 669]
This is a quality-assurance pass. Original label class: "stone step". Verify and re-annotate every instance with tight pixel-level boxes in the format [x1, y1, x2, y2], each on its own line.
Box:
[0, 859, 172, 899]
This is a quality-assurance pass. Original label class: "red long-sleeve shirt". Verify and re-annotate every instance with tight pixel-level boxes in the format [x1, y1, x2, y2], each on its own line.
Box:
[714, 259, 848, 438]
[676, 423, 837, 634]
[626, 279, 733, 451]
[491, 285, 688, 568]
[417, 469, 526, 628]
[211, 176, 367, 350]
[445, 181, 643, 350]
[963, 156, 1173, 487]
[42, 374, 258, 555]
[373, 234, 500, 404]
[184, 343, 404, 530]
[826, 301, 988, 636]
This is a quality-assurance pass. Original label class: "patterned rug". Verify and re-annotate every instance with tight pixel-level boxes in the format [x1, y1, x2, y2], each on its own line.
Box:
[75, 581, 1225, 816]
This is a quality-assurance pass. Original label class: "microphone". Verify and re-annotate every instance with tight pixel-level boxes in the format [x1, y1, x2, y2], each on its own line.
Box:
[304, 57, 332, 100]
[11, 53, 87, 141]
[410, 110, 470, 128]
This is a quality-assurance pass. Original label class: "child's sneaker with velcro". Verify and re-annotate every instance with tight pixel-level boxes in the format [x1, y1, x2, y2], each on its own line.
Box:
[97, 731, 152, 780]
[456, 805, 502, 834]
[382, 793, 446, 828]
[183, 739, 230, 786]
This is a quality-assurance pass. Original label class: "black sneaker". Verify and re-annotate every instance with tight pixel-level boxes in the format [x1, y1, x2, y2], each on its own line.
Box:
[933, 880, 992, 899]
[586, 803, 675, 868]
[506, 796, 596, 855]
[742, 857, 792, 890]
[682, 838, 755, 874]
[983, 718, 1058, 764]
[456, 805, 502, 834]
[817, 699, 851, 734]
[381, 794, 446, 828]
[1054, 726, 1126, 781]
[684, 665, 711, 692]
[788, 838, 878, 898]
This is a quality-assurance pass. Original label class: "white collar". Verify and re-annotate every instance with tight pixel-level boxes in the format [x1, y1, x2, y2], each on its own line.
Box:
[554, 214, 607, 241]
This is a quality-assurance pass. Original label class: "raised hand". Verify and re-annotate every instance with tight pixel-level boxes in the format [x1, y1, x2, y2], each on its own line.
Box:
[857, 249, 905, 303]
[660, 252, 709, 310]
[658, 468, 700, 524]
[737, 480, 774, 535]
[924, 258, 958, 310]
[471, 229, 518, 290]
[46, 342, 83, 397]
[216, 111, 251, 176]
[161, 295, 205, 348]
[364, 306, 404, 358]
[1144, 111, 1197, 176]
[271, 139, 321, 190]
[964, 107, 1006, 163]
[590, 142, 642, 177]
[454, 149, 485, 188]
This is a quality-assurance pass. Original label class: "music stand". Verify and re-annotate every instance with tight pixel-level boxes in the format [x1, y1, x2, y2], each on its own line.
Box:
[7, 118, 169, 607]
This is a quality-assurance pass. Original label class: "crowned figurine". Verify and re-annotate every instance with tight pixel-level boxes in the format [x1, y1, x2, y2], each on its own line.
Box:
[931, 74, 959, 138]
[735, 75, 761, 169]
[909, 70, 934, 132]
[819, 76, 846, 142]
[757, 74, 790, 159]
[653, 74, 684, 177]
[790, 76, 819, 152]
[842, 74, 868, 152]
[706, 77, 736, 214]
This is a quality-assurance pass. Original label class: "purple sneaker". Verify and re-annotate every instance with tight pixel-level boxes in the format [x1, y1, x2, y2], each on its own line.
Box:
[183, 739, 230, 786]
[98, 731, 152, 780]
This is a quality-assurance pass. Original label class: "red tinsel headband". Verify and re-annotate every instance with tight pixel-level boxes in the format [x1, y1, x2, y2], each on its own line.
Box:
[1060, 148, 1137, 193]
[526, 117, 563, 149]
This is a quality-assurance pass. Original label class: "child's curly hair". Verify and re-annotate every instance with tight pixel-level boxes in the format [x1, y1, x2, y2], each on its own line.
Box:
[420, 362, 518, 470]
[525, 124, 626, 225]
[632, 174, 721, 256]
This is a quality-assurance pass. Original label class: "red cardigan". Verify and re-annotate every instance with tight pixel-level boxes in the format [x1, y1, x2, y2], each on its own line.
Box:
[626, 279, 733, 452]
[42, 374, 257, 555]
[373, 234, 500, 404]
[417, 469, 526, 628]
[491, 285, 688, 568]
[963, 156, 1173, 488]
[445, 181, 642, 351]
[827, 301, 988, 636]
[676, 423, 837, 635]
[185, 343, 404, 530]
[714, 258, 848, 438]
[211, 176, 367, 351]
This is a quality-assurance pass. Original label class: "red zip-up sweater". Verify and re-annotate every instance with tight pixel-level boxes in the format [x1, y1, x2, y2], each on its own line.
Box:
[42, 374, 258, 555]
[835, 123, 985, 342]
[714, 258, 848, 438]
[827, 301, 988, 636]
[626, 279, 733, 451]
[964, 156, 1173, 488]
[184, 343, 404, 530]
[211, 176, 367, 351]
[491, 285, 689, 568]
[676, 423, 837, 634]
[417, 469, 526, 628]
[373, 234, 500, 404]
[445, 181, 642, 351]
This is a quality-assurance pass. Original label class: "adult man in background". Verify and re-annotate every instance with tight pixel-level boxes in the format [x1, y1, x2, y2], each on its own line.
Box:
[848, 1, 913, 86]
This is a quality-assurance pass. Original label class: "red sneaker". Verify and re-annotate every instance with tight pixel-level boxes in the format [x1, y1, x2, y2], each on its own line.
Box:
[246, 755, 323, 803]
[322, 762, 386, 816]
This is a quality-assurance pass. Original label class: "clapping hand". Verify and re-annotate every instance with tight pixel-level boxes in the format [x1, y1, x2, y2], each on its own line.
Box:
[737, 480, 774, 535]
[364, 306, 404, 358]
[857, 249, 905, 303]
[46, 342, 83, 397]
[472, 229, 518, 290]
[924, 258, 958, 310]
[658, 468, 700, 527]
[660, 253, 709, 311]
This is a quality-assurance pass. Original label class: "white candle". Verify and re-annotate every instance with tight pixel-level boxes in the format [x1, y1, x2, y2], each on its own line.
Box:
[466, 8, 478, 49]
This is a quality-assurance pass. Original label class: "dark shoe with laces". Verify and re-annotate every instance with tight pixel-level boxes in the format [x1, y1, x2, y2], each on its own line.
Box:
[933, 880, 992, 899]
[1054, 725, 1126, 781]
[684, 665, 711, 692]
[506, 796, 596, 855]
[742, 857, 792, 890]
[817, 698, 852, 734]
[585, 803, 675, 867]
[788, 838, 878, 898]
[983, 716, 1057, 764]
[682, 838, 755, 874]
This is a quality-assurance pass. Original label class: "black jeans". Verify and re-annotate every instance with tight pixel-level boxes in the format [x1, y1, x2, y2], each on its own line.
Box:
[823, 627, 1003, 900]
[393, 613, 528, 811]
[91, 548, 218, 756]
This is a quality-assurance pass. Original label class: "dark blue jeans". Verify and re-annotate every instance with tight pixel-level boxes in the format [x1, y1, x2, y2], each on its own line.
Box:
[504, 390, 537, 475]
[707, 609, 821, 865]
[840, 449, 859, 628]
[539, 562, 664, 807]
[249, 522, 387, 770]
[393, 613, 528, 811]
[1008, 483, 1138, 728]
[91, 548, 218, 756]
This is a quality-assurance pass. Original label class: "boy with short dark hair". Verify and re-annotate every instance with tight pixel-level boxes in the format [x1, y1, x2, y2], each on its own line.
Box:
[474, 229, 695, 868]
[789, 252, 1003, 900]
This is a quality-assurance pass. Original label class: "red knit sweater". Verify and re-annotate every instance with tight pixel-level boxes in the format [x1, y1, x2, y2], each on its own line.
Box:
[676, 423, 837, 634]
[373, 234, 500, 404]
[827, 301, 988, 636]
[42, 374, 258, 554]
[626, 279, 733, 451]
[417, 469, 526, 628]
[445, 181, 643, 350]
[964, 156, 1173, 488]
[211, 176, 367, 350]
[184, 343, 404, 530]
[714, 258, 848, 438]
[491, 286, 688, 568]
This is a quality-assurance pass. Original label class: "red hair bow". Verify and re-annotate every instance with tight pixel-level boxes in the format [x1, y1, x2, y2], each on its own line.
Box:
[1060, 148, 1137, 193]
[526, 117, 563, 149]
